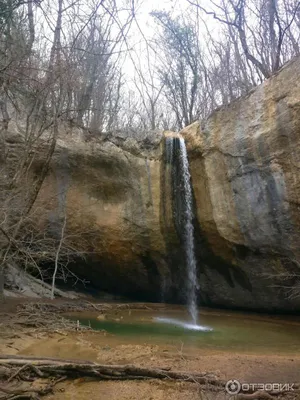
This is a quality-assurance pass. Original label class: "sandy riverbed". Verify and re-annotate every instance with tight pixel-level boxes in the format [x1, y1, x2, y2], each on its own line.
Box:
[1, 301, 299, 399]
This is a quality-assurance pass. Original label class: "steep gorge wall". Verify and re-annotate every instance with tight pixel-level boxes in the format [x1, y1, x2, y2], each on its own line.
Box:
[34, 130, 170, 300]
[181, 57, 300, 311]
[30, 57, 300, 311]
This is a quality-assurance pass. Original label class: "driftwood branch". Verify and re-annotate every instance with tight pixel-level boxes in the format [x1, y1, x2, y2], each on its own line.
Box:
[0, 355, 221, 386]
[1, 356, 297, 399]
[0, 355, 225, 399]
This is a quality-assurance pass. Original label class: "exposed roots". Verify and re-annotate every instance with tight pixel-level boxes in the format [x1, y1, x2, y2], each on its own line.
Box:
[0, 355, 221, 384]
[0, 355, 223, 399]
[0, 356, 298, 399]
[0, 355, 298, 400]
[0, 375, 66, 399]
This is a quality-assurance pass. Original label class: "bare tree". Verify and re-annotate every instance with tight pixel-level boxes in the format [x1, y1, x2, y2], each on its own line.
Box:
[187, 0, 300, 78]
[0, 0, 65, 300]
[151, 11, 206, 129]
[0, 0, 138, 301]
[61, 0, 135, 132]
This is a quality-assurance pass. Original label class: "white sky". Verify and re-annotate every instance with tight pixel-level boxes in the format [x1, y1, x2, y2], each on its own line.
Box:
[34, 0, 219, 102]
[121, 0, 219, 85]
[121, 0, 192, 81]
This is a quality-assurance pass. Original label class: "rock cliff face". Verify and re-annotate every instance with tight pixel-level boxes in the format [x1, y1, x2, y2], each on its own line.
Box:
[34, 129, 169, 301]
[34, 57, 300, 311]
[180, 57, 300, 311]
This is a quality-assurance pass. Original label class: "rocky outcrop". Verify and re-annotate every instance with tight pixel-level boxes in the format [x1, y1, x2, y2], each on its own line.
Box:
[34, 129, 169, 301]
[181, 57, 300, 311]
[30, 57, 300, 311]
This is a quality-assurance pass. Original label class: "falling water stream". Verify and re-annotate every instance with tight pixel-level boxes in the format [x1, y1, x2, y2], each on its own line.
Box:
[178, 137, 198, 325]
[160, 135, 208, 331]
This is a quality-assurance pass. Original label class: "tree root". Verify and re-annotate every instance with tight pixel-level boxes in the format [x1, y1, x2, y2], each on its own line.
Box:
[0, 376, 66, 400]
[0, 356, 297, 399]
[0, 354, 224, 398]
[0, 355, 221, 386]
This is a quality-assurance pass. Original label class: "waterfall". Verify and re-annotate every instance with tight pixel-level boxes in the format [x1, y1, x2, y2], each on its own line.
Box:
[163, 136, 199, 325]
[178, 137, 198, 324]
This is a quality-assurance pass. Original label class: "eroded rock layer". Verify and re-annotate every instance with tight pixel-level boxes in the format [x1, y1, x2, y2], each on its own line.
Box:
[180, 58, 300, 311]
[31, 58, 300, 311]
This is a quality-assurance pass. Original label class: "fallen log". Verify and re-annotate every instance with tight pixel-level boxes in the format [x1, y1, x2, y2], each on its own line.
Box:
[0, 355, 222, 386]
[1, 356, 297, 400]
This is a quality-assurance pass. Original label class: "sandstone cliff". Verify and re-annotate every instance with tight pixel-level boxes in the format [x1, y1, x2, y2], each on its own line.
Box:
[29, 57, 300, 311]
[33, 128, 169, 301]
[181, 57, 300, 311]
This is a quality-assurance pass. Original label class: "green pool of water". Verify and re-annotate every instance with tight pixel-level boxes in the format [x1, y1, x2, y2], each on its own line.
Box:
[71, 308, 300, 354]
